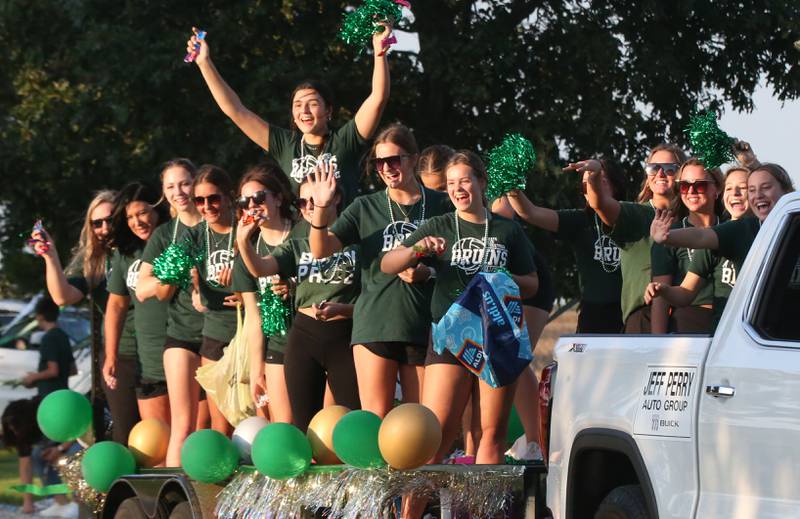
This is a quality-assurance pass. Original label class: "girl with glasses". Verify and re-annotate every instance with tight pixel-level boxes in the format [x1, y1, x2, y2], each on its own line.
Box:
[237, 172, 361, 431]
[230, 164, 297, 424]
[186, 23, 392, 205]
[648, 159, 724, 333]
[308, 123, 451, 418]
[104, 182, 171, 434]
[182, 166, 239, 435]
[135, 159, 208, 466]
[645, 167, 751, 330]
[581, 144, 686, 333]
[31, 191, 142, 445]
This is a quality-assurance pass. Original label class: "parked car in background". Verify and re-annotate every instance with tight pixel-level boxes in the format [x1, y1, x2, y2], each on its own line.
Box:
[0, 294, 93, 417]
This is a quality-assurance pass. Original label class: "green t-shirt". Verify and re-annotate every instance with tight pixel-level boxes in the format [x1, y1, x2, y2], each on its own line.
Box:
[713, 217, 761, 273]
[651, 218, 714, 307]
[67, 276, 108, 318]
[268, 119, 366, 205]
[231, 235, 290, 353]
[141, 219, 204, 343]
[403, 213, 537, 323]
[37, 328, 74, 397]
[185, 222, 237, 343]
[689, 249, 737, 327]
[554, 209, 622, 304]
[330, 188, 451, 345]
[107, 248, 168, 381]
[608, 202, 656, 323]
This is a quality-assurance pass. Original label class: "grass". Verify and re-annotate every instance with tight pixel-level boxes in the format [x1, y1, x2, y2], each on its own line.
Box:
[0, 448, 24, 505]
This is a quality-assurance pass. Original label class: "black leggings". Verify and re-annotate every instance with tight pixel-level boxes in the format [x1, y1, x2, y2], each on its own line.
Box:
[284, 313, 361, 431]
[101, 354, 141, 445]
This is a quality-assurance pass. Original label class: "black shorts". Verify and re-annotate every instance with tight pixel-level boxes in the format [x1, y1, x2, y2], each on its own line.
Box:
[199, 336, 228, 361]
[359, 341, 427, 366]
[577, 301, 623, 333]
[164, 335, 201, 355]
[424, 342, 461, 366]
[264, 348, 285, 365]
[136, 377, 168, 399]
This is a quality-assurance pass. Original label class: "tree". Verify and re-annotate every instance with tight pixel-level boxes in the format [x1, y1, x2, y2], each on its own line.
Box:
[1, 0, 798, 297]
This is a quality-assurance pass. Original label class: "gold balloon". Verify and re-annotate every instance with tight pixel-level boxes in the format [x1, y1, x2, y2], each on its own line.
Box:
[378, 403, 442, 470]
[127, 418, 170, 468]
[307, 405, 350, 465]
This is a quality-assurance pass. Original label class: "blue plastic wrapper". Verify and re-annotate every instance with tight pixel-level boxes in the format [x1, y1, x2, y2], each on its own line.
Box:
[432, 272, 532, 388]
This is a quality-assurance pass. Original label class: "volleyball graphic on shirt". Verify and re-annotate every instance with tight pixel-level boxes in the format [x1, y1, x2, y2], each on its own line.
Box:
[297, 250, 357, 285]
[451, 237, 508, 274]
[382, 221, 418, 252]
[593, 234, 621, 270]
[206, 249, 233, 284]
[290, 153, 340, 183]
[126, 259, 143, 291]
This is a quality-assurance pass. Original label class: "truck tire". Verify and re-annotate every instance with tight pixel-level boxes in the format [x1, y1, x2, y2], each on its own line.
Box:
[114, 498, 147, 519]
[169, 501, 193, 519]
[594, 485, 648, 519]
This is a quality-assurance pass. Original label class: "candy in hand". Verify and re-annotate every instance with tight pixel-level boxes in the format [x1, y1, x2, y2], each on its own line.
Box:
[184, 29, 206, 63]
[26, 219, 50, 255]
[412, 244, 442, 258]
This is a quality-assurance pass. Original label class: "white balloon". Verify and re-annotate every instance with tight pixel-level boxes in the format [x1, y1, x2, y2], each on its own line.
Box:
[232, 416, 269, 463]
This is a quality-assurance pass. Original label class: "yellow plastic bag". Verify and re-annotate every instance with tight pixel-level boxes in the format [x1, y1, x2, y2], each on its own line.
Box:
[195, 304, 255, 426]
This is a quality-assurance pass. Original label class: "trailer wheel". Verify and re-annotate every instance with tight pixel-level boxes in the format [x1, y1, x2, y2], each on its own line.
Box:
[594, 485, 648, 519]
[169, 501, 193, 519]
[114, 498, 147, 519]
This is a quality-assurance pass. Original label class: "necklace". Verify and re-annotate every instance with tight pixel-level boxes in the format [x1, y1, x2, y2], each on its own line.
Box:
[453, 208, 491, 274]
[682, 216, 718, 263]
[386, 184, 426, 247]
[171, 218, 180, 244]
[314, 251, 345, 284]
[594, 213, 620, 273]
[205, 219, 234, 288]
[256, 220, 290, 255]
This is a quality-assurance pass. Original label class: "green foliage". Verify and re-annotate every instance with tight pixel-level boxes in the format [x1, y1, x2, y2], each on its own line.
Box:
[1, 0, 799, 299]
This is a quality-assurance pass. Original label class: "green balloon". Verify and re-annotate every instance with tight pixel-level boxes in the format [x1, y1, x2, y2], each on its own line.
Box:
[81, 442, 136, 492]
[506, 405, 525, 448]
[36, 389, 92, 442]
[332, 410, 385, 468]
[180, 429, 239, 483]
[251, 423, 311, 480]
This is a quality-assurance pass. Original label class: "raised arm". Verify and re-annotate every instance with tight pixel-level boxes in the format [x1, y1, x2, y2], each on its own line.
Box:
[33, 229, 85, 306]
[353, 23, 392, 140]
[308, 164, 344, 259]
[236, 216, 281, 278]
[506, 190, 559, 232]
[188, 29, 270, 150]
[569, 160, 621, 226]
[651, 209, 720, 250]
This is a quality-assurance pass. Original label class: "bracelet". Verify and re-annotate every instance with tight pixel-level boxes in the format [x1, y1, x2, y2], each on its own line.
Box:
[310, 222, 328, 230]
[314, 202, 332, 208]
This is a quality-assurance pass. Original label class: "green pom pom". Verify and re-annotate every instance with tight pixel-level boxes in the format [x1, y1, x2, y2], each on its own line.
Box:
[152, 241, 200, 289]
[339, 0, 403, 48]
[485, 133, 536, 201]
[257, 285, 292, 336]
[684, 110, 734, 169]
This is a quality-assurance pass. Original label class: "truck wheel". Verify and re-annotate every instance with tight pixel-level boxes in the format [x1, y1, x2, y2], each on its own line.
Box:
[169, 501, 193, 519]
[114, 498, 147, 519]
[594, 485, 648, 519]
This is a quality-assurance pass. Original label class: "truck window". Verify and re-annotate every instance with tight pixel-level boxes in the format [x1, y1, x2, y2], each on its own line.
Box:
[751, 213, 800, 342]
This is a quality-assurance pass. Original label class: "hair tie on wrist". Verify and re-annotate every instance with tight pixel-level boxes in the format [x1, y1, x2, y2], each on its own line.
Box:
[311, 222, 328, 230]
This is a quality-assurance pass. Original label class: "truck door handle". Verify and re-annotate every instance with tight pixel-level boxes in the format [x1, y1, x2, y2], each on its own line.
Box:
[706, 385, 735, 398]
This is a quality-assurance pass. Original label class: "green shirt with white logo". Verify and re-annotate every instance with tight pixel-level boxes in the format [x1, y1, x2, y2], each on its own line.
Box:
[403, 213, 537, 323]
[608, 202, 656, 323]
[712, 217, 761, 273]
[651, 218, 714, 307]
[330, 188, 451, 346]
[689, 248, 737, 328]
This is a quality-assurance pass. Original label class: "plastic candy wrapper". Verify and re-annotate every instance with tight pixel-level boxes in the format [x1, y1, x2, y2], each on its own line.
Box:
[25, 219, 50, 255]
[184, 29, 206, 63]
[432, 272, 532, 388]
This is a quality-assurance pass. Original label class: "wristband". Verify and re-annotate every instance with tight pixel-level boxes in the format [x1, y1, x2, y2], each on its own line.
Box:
[311, 222, 328, 230]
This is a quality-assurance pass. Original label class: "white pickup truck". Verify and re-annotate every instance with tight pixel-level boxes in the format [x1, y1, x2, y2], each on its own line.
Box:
[542, 192, 800, 519]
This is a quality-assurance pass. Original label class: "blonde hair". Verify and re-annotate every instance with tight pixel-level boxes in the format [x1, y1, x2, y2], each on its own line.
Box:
[66, 190, 116, 288]
[636, 143, 688, 203]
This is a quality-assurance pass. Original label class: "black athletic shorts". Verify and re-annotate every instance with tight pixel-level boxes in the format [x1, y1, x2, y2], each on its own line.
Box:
[164, 335, 201, 355]
[136, 377, 168, 399]
[199, 336, 228, 361]
[358, 341, 427, 366]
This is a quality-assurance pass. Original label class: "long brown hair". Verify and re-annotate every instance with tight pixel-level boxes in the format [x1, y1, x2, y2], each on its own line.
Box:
[669, 158, 725, 218]
[636, 143, 688, 203]
[66, 190, 117, 288]
[365, 123, 420, 179]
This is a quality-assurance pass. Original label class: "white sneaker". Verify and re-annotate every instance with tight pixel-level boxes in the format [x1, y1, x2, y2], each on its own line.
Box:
[505, 434, 544, 461]
[39, 502, 79, 518]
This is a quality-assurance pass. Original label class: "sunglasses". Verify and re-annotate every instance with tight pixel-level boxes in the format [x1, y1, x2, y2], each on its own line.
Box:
[295, 197, 314, 210]
[678, 180, 713, 195]
[236, 190, 270, 209]
[91, 216, 113, 229]
[372, 154, 409, 172]
[193, 194, 223, 207]
[645, 162, 680, 176]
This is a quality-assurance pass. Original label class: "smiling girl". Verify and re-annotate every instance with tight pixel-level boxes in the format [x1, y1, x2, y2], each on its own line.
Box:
[186, 24, 391, 204]
[104, 182, 171, 427]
